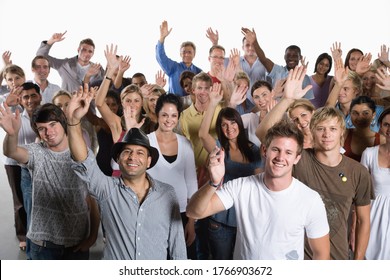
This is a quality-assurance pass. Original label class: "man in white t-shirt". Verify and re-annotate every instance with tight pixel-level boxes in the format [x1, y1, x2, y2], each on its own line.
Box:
[187, 119, 330, 260]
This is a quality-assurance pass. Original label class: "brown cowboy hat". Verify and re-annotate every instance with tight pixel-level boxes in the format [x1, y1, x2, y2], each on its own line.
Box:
[111, 128, 159, 169]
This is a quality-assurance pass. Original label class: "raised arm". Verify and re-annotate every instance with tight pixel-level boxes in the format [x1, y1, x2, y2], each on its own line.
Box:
[95, 44, 122, 141]
[159, 20, 172, 44]
[256, 66, 311, 143]
[66, 85, 94, 162]
[325, 58, 349, 107]
[378, 44, 390, 68]
[0, 103, 29, 163]
[186, 147, 226, 219]
[0, 51, 12, 85]
[206, 27, 219, 46]
[199, 83, 222, 154]
[114, 55, 131, 89]
[241, 27, 274, 73]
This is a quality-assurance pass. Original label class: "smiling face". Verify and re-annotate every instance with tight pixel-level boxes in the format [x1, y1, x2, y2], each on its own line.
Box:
[252, 85, 273, 110]
[350, 103, 375, 128]
[157, 103, 179, 132]
[262, 136, 301, 180]
[118, 144, 151, 179]
[220, 117, 239, 140]
[180, 46, 195, 65]
[32, 58, 50, 82]
[77, 43, 94, 65]
[316, 58, 331, 76]
[36, 121, 67, 151]
[289, 106, 313, 133]
[284, 48, 301, 70]
[347, 51, 363, 71]
[20, 89, 41, 115]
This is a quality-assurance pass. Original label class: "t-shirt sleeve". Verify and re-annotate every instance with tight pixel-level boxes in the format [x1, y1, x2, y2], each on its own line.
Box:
[305, 192, 330, 239]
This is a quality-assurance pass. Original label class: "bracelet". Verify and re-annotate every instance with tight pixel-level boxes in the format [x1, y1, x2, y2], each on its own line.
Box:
[67, 121, 81, 126]
[209, 180, 222, 188]
[105, 76, 112, 81]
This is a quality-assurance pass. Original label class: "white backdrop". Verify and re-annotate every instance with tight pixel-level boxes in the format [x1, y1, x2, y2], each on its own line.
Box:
[1, 0, 389, 87]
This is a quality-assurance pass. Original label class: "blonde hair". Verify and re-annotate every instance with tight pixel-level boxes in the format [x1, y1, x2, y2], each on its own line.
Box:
[288, 99, 315, 117]
[310, 106, 346, 146]
[52, 90, 72, 103]
[143, 84, 166, 115]
[120, 84, 143, 101]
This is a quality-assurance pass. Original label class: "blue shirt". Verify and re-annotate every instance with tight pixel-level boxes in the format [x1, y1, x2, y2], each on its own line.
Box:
[337, 103, 384, 132]
[156, 41, 202, 96]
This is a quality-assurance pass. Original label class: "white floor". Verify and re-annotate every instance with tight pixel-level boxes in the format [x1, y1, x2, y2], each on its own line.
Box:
[0, 130, 104, 260]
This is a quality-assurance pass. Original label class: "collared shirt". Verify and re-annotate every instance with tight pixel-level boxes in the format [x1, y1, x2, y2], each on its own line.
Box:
[155, 41, 202, 96]
[179, 103, 222, 168]
[71, 150, 187, 260]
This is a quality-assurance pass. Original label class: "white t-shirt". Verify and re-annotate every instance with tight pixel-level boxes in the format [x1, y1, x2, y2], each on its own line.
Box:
[216, 173, 329, 260]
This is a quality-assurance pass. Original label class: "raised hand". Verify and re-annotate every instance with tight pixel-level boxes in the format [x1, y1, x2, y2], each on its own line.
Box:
[139, 84, 154, 99]
[159, 20, 172, 42]
[0, 102, 21, 136]
[378, 44, 389, 64]
[241, 27, 256, 44]
[47, 31, 67, 45]
[123, 104, 145, 130]
[155, 70, 166, 88]
[355, 53, 372, 76]
[333, 58, 349, 86]
[2, 51, 12, 65]
[222, 58, 236, 82]
[119, 55, 131, 73]
[283, 66, 312, 100]
[330, 41, 342, 61]
[67, 84, 94, 124]
[209, 82, 223, 105]
[375, 68, 390, 91]
[104, 44, 120, 70]
[229, 84, 247, 107]
[300, 56, 308, 69]
[273, 78, 286, 99]
[208, 146, 225, 186]
[206, 27, 219, 45]
[5, 86, 23, 106]
[86, 63, 102, 77]
[229, 48, 241, 69]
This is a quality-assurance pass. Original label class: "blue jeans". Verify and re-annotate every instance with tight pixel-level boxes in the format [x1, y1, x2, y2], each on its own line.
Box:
[29, 240, 89, 260]
[20, 167, 32, 260]
[195, 218, 210, 260]
[208, 219, 236, 260]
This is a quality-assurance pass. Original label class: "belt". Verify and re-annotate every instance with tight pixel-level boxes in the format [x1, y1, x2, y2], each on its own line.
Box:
[30, 239, 72, 249]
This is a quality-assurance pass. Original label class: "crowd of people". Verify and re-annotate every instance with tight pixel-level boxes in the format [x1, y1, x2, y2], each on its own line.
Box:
[0, 21, 389, 260]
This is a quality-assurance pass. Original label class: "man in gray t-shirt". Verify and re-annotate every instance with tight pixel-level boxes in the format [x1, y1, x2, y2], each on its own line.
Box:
[0, 103, 99, 260]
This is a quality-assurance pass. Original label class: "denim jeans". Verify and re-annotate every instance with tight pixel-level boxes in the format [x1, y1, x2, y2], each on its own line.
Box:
[20, 167, 32, 260]
[194, 218, 210, 260]
[208, 219, 236, 260]
[29, 240, 89, 260]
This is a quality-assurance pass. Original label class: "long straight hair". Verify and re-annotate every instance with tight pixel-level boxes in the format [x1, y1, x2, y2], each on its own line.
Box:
[216, 107, 255, 162]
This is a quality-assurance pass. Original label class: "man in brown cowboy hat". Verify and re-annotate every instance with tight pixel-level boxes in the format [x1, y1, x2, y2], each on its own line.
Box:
[66, 86, 186, 260]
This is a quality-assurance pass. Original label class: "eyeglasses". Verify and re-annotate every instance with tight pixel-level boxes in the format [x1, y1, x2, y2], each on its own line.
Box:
[210, 56, 225, 60]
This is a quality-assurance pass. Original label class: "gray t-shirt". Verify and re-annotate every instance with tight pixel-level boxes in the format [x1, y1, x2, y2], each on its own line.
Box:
[26, 142, 89, 247]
